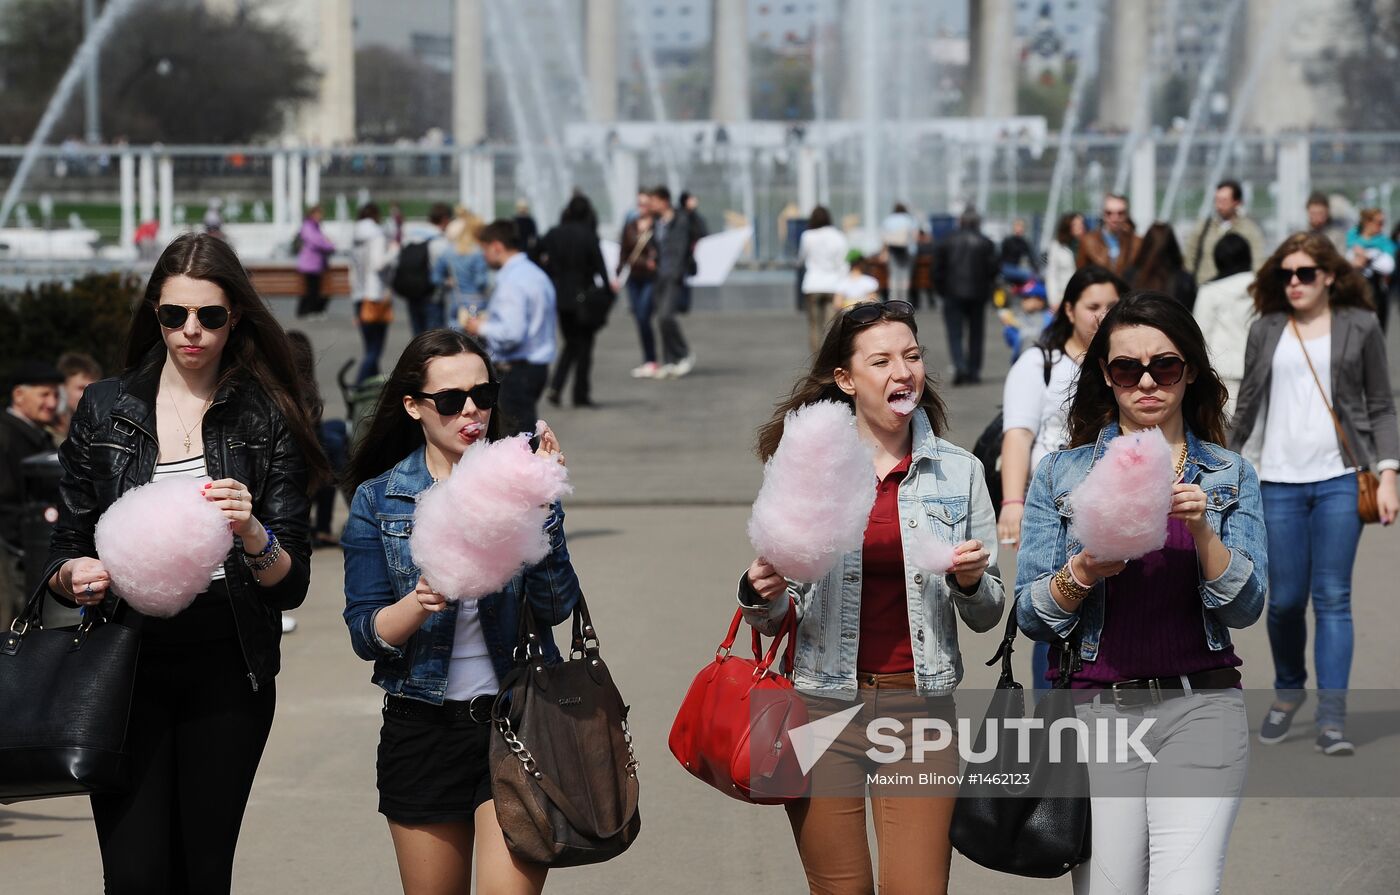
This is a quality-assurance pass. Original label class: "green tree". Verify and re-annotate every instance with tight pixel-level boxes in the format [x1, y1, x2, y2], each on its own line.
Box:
[0, 0, 315, 143]
[355, 45, 451, 143]
[1331, 0, 1400, 131]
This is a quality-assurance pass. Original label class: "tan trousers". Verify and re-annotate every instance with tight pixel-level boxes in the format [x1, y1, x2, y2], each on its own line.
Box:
[805, 292, 837, 355]
[783, 672, 960, 895]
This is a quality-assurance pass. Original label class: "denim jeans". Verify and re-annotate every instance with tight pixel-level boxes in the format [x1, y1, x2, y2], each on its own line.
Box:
[1261, 473, 1364, 731]
[627, 279, 657, 364]
[407, 295, 445, 335]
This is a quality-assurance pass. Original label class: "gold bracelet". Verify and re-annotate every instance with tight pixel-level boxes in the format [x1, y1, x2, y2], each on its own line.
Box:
[1053, 562, 1092, 603]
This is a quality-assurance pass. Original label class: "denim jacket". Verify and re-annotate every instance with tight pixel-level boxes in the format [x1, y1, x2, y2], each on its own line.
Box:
[1015, 422, 1268, 662]
[341, 446, 581, 704]
[739, 409, 1005, 701]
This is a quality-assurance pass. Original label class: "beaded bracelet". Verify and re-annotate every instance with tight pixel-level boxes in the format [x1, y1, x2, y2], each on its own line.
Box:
[243, 529, 281, 572]
[242, 524, 277, 558]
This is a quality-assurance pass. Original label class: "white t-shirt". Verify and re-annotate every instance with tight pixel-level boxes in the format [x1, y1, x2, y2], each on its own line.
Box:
[799, 226, 850, 294]
[444, 600, 500, 701]
[1001, 347, 1081, 471]
[1259, 333, 1349, 483]
[835, 273, 880, 306]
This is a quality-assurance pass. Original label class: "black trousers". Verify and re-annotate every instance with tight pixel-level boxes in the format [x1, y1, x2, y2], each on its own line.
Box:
[91, 635, 275, 895]
[550, 315, 599, 405]
[655, 278, 690, 364]
[498, 361, 549, 436]
[296, 272, 325, 317]
[942, 298, 988, 382]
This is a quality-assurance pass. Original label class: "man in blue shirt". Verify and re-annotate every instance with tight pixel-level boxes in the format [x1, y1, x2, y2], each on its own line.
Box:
[466, 220, 557, 435]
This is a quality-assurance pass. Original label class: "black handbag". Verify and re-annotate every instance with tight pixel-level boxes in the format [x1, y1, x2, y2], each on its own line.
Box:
[488, 590, 640, 867]
[571, 286, 616, 330]
[0, 577, 139, 804]
[948, 613, 1091, 878]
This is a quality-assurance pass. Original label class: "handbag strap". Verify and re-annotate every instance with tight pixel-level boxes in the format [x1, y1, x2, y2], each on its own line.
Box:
[984, 607, 1079, 690]
[525, 758, 640, 840]
[1289, 317, 1363, 470]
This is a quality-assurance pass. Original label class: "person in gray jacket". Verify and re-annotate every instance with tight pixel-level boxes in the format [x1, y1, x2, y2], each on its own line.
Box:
[1230, 231, 1400, 756]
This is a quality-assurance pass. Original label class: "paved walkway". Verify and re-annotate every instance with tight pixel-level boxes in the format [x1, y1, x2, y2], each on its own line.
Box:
[7, 301, 1400, 892]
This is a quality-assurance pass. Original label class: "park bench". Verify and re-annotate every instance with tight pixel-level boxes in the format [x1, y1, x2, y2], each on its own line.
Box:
[246, 264, 352, 300]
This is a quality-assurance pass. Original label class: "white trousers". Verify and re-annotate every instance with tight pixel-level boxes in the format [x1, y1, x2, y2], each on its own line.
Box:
[1072, 688, 1249, 895]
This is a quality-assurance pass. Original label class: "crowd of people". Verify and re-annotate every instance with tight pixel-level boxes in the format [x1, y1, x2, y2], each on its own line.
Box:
[3, 174, 1397, 895]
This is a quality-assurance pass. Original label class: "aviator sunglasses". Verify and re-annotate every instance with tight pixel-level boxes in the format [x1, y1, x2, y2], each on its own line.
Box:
[155, 303, 231, 330]
[1275, 265, 1319, 286]
[845, 300, 914, 326]
[1105, 355, 1187, 389]
[412, 382, 500, 415]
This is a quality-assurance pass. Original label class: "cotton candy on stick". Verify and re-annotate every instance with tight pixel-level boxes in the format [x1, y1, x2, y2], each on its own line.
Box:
[94, 476, 234, 617]
[1067, 427, 1176, 562]
[906, 525, 957, 574]
[747, 401, 877, 583]
[411, 434, 573, 601]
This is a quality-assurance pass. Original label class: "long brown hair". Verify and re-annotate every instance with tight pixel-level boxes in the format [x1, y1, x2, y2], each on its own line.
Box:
[1065, 292, 1229, 448]
[1129, 222, 1185, 293]
[755, 306, 947, 461]
[1250, 231, 1372, 316]
[125, 233, 331, 491]
[344, 330, 503, 493]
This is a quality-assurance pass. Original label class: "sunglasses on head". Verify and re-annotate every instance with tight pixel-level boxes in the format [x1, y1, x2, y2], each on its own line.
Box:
[1106, 355, 1187, 389]
[844, 300, 914, 326]
[1275, 265, 1319, 286]
[412, 382, 499, 415]
[155, 303, 231, 330]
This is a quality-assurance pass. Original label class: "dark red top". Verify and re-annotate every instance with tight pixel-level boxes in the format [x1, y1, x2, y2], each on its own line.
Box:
[1051, 518, 1243, 687]
[858, 454, 915, 674]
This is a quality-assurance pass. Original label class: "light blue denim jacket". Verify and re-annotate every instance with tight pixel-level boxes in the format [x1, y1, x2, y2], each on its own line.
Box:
[1014, 422, 1268, 662]
[739, 409, 1005, 701]
[341, 446, 581, 704]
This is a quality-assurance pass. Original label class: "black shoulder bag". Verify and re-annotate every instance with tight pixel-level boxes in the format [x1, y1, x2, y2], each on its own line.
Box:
[0, 575, 140, 803]
[489, 589, 641, 867]
[948, 612, 1091, 878]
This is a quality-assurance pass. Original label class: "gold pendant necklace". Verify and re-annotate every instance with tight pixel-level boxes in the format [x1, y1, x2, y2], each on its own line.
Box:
[1174, 443, 1189, 482]
[168, 395, 210, 454]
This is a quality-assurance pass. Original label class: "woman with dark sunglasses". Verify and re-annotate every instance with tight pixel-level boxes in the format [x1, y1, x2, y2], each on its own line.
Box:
[45, 232, 330, 893]
[740, 299, 1004, 893]
[1015, 292, 1266, 893]
[340, 330, 581, 894]
[1230, 232, 1400, 756]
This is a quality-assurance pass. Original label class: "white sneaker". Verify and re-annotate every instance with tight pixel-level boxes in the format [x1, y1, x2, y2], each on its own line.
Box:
[672, 355, 696, 377]
[656, 363, 679, 378]
[630, 361, 660, 378]
[281, 614, 298, 634]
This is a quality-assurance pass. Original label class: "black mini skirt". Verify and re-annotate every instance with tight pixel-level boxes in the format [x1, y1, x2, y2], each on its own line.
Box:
[376, 695, 495, 825]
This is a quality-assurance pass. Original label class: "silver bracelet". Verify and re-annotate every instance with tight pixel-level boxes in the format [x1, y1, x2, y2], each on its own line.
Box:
[244, 532, 282, 573]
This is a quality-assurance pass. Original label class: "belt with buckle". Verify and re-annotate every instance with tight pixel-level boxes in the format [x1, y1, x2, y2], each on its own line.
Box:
[1106, 667, 1240, 709]
[384, 693, 497, 724]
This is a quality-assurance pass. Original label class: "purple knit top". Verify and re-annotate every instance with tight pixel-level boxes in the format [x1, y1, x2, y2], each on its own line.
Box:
[1049, 519, 1242, 688]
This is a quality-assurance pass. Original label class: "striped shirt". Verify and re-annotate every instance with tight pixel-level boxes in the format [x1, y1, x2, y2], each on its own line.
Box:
[152, 455, 227, 580]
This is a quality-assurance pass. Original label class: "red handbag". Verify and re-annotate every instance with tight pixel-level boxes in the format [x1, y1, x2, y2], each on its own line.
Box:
[668, 602, 810, 804]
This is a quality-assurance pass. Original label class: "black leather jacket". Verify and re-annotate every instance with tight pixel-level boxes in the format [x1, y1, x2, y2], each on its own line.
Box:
[47, 351, 312, 690]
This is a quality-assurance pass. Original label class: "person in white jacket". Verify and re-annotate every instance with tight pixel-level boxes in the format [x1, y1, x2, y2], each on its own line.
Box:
[1193, 233, 1256, 415]
[1044, 212, 1084, 308]
[351, 203, 393, 384]
[798, 206, 850, 354]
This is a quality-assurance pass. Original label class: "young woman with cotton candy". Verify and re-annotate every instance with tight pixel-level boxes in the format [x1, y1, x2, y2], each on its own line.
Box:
[341, 330, 580, 895]
[739, 300, 1004, 894]
[44, 232, 328, 893]
[1015, 292, 1267, 895]
[998, 264, 1126, 690]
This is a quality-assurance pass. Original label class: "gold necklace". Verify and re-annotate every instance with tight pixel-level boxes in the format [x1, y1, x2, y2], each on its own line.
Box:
[168, 395, 211, 454]
[1174, 443, 1189, 482]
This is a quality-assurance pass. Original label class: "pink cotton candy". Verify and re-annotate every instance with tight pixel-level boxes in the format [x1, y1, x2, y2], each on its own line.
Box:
[411, 434, 573, 601]
[1068, 427, 1176, 562]
[94, 476, 233, 617]
[906, 526, 957, 573]
[747, 400, 876, 583]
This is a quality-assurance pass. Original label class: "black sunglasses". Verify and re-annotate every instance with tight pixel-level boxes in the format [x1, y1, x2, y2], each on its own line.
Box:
[155, 303, 231, 330]
[412, 383, 499, 415]
[1275, 265, 1319, 285]
[844, 300, 914, 326]
[1106, 355, 1187, 389]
